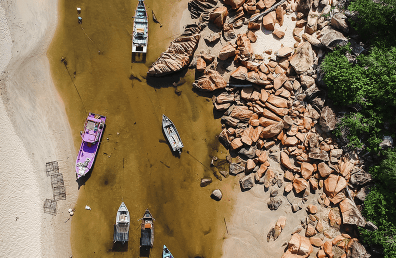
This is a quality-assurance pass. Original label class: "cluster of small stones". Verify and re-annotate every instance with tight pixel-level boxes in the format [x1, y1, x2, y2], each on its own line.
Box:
[187, 0, 373, 257]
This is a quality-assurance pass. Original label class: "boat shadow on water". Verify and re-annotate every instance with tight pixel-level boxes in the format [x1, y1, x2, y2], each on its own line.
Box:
[139, 246, 150, 257]
[111, 241, 128, 252]
[76, 167, 93, 189]
[132, 52, 146, 63]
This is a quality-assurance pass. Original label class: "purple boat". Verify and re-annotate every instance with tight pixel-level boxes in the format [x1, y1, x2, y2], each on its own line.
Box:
[75, 113, 106, 179]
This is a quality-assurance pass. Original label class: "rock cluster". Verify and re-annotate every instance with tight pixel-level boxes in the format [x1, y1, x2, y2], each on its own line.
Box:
[147, 24, 203, 76]
[150, 0, 374, 256]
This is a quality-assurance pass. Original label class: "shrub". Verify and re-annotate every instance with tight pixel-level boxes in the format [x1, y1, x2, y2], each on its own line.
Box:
[360, 149, 396, 257]
[349, 0, 396, 46]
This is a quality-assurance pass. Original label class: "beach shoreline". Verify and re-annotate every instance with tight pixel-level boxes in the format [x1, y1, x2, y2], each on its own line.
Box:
[0, 0, 77, 257]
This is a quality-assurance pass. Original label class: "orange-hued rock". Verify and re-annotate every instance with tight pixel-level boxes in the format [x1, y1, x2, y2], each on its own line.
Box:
[251, 126, 263, 142]
[293, 177, 309, 193]
[274, 74, 287, 90]
[209, 6, 228, 28]
[247, 30, 257, 43]
[231, 138, 243, 150]
[260, 121, 284, 138]
[259, 117, 279, 127]
[303, 116, 312, 130]
[267, 95, 288, 108]
[284, 136, 298, 146]
[301, 162, 314, 180]
[263, 168, 274, 188]
[332, 235, 345, 246]
[276, 5, 284, 26]
[273, 29, 285, 39]
[285, 233, 313, 257]
[305, 224, 316, 237]
[323, 241, 334, 258]
[339, 198, 366, 227]
[263, 0, 276, 8]
[284, 182, 293, 192]
[310, 237, 323, 247]
[317, 250, 326, 258]
[219, 44, 239, 60]
[309, 178, 318, 191]
[328, 209, 337, 227]
[283, 171, 294, 181]
[236, 33, 253, 57]
[196, 57, 206, 72]
[258, 151, 268, 163]
[260, 89, 269, 102]
[281, 152, 295, 170]
[307, 204, 318, 214]
[257, 164, 268, 178]
[262, 11, 276, 31]
[224, 0, 246, 9]
[324, 174, 347, 198]
[316, 221, 323, 233]
[318, 162, 333, 178]
[230, 105, 253, 122]
[262, 108, 282, 121]
[284, 171, 294, 181]
[265, 102, 288, 117]
[246, 159, 256, 172]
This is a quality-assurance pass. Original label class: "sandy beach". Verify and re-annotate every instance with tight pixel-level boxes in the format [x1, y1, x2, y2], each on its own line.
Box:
[0, 0, 77, 257]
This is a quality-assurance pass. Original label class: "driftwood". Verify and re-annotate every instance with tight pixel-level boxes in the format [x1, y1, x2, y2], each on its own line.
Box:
[249, 0, 288, 22]
[152, 10, 162, 27]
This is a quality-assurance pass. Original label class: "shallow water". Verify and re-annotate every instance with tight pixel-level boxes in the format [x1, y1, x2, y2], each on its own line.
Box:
[48, 0, 236, 257]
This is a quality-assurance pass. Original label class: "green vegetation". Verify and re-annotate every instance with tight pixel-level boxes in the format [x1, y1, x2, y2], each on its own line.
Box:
[360, 150, 396, 257]
[349, 0, 396, 47]
[321, 0, 396, 256]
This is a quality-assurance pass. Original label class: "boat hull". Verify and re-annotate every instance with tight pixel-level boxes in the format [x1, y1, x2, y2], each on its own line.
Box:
[114, 202, 130, 243]
[163, 245, 174, 258]
[162, 115, 183, 154]
[140, 209, 154, 248]
[132, 0, 148, 54]
[75, 113, 106, 179]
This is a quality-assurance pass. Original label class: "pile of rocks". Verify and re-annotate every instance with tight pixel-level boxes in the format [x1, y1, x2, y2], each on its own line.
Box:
[149, 0, 374, 256]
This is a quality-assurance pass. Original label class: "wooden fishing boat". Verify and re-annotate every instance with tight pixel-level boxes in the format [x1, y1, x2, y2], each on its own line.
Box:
[162, 114, 183, 154]
[163, 245, 174, 258]
[113, 202, 130, 244]
[140, 209, 154, 248]
[75, 113, 106, 179]
[132, 0, 148, 53]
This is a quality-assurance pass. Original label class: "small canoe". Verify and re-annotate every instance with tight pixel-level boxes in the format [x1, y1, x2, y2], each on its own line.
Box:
[163, 245, 174, 258]
[113, 202, 130, 244]
[140, 209, 154, 248]
[75, 113, 106, 179]
[162, 115, 183, 154]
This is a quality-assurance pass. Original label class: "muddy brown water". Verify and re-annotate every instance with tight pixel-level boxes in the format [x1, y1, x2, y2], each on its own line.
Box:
[48, 0, 237, 257]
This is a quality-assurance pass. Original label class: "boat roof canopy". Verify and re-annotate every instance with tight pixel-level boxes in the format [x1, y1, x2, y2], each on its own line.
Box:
[87, 117, 102, 123]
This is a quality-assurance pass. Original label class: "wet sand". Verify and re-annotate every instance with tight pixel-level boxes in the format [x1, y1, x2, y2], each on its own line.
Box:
[48, 0, 236, 257]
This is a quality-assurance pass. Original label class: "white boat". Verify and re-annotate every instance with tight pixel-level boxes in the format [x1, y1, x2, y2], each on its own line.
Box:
[113, 202, 130, 244]
[163, 245, 174, 258]
[132, 0, 148, 53]
[162, 115, 183, 154]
